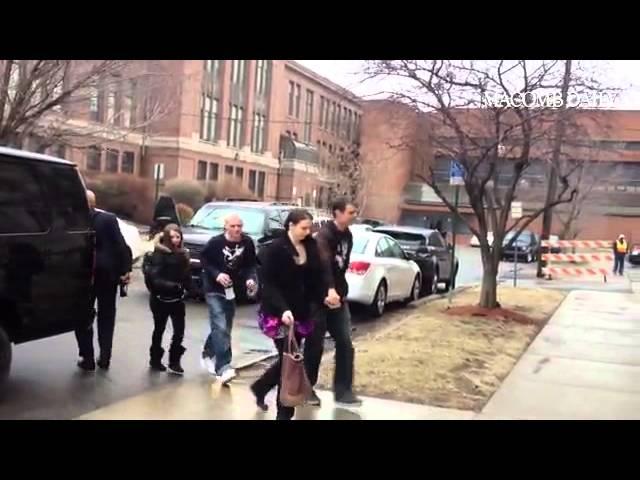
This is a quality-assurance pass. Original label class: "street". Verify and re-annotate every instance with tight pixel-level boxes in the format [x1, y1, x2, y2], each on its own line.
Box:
[1, 245, 627, 419]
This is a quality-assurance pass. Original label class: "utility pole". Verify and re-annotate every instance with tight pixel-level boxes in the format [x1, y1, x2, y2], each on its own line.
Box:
[538, 60, 573, 278]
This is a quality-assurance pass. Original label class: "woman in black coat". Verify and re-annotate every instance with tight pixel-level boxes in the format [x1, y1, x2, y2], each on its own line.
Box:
[145, 224, 191, 375]
[250, 209, 327, 420]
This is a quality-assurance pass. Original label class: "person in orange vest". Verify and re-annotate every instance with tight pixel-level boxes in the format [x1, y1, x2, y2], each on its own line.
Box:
[613, 234, 629, 276]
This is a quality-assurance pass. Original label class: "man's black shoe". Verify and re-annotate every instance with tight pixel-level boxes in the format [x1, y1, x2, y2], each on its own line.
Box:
[168, 362, 184, 375]
[97, 359, 110, 370]
[307, 390, 322, 407]
[335, 391, 362, 406]
[77, 358, 96, 372]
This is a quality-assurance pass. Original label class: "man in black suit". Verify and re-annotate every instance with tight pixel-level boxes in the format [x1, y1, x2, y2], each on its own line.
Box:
[75, 190, 132, 371]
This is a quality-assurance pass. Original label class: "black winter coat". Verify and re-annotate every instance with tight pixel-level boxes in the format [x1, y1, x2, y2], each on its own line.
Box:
[145, 244, 192, 301]
[259, 235, 326, 320]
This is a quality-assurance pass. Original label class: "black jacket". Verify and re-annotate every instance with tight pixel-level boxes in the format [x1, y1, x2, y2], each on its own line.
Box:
[92, 209, 132, 283]
[146, 244, 191, 301]
[260, 235, 326, 320]
[200, 233, 258, 295]
[316, 221, 353, 298]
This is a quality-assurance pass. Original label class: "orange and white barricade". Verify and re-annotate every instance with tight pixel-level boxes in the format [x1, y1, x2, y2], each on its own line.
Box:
[541, 239, 613, 282]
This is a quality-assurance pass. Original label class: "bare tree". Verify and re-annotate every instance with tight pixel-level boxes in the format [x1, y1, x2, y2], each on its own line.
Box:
[363, 60, 587, 308]
[0, 60, 178, 152]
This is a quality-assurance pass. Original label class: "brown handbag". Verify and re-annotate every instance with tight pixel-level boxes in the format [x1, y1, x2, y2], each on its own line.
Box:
[279, 327, 313, 407]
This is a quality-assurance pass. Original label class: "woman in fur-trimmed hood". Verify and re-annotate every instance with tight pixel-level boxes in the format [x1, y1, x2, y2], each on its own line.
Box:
[145, 224, 191, 374]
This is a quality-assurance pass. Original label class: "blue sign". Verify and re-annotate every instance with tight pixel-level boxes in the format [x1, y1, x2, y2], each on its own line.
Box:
[449, 161, 465, 186]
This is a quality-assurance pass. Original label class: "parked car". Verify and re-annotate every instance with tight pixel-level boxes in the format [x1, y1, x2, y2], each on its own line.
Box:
[470, 231, 494, 248]
[629, 244, 640, 266]
[502, 230, 540, 263]
[355, 217, 387, 228]
[350, 223, 374, 234]
[181, 201, 296, 300]
[0, 147, 95, 386]
[346, 231, 422, 317]
[374, 226, 459, 295]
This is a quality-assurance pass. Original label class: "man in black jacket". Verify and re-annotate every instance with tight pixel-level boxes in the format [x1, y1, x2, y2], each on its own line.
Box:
[304, 197, 362, 407]
[75, 191, 132, 371]
[200, 213, 257, 385]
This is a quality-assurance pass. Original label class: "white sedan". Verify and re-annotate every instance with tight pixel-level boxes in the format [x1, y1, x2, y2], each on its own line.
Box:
[346, 232, 422, 317]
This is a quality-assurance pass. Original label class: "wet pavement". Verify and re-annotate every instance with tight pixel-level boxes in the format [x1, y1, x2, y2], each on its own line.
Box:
[77, 379, 475, 420]
[482, 289, 640, 419]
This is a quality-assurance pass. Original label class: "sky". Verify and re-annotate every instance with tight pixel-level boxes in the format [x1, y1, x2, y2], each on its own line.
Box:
[297, 60, 640, 109]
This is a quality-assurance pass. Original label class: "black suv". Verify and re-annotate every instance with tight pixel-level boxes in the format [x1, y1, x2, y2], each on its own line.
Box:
[374, 226, 459, 295]
[502, 230, 540, 263]
[182, 201, 296, 300]
[0, 147, 95, 386]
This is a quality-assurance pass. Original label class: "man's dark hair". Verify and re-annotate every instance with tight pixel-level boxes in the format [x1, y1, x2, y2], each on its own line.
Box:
[331, 197, 357, 218]
[284, 209, 314, 230]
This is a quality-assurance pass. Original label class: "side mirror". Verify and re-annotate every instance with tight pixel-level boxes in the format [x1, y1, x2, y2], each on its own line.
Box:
[416, 246, 435, 256]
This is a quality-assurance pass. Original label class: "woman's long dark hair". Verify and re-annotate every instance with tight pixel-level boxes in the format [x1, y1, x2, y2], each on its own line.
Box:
[161, 223, 184, 250]
[284, 209, 314, 231]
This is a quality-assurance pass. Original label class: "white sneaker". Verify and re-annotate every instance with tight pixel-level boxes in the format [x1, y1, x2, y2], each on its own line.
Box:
[218, 368, 237, 385]
[200, 356, 216, 376]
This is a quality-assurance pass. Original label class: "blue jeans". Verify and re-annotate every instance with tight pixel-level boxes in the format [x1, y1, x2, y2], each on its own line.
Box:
[614, 254, 625, 275]
[203, 293, 235, 375]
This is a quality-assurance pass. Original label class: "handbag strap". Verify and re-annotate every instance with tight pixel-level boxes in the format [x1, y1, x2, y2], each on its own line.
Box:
[287, 325, 299, 354]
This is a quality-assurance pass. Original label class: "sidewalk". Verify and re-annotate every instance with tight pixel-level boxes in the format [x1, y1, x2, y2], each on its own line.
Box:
[76, 378, 474, 420]
[481, 289, 640, 419]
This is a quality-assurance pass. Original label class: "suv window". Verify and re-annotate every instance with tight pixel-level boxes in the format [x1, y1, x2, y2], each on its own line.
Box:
[429, 232, 445, 248]
[43, 164, 90, 231]
[0, 158, 50, 234]
[267, 209, 287, 230]
[387, 238, 406, 259]
[189, 206, 266, 235]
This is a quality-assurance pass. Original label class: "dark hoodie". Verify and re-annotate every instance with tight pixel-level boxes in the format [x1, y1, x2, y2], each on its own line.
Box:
[145, 242, 192, 301]
[316, 221, 353, 298]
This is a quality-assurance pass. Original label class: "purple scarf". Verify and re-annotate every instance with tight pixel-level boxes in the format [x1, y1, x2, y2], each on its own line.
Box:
[258, 311, 314, 339]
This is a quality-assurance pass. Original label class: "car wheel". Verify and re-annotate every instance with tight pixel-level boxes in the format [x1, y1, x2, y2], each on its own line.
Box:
[369, 281, 387, 318]
[0, 325, 11, 387]
[429, 270, 440, 295]
[403, 275, 421, 305]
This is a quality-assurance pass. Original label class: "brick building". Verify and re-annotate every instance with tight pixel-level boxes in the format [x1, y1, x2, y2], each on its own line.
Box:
[24, 60, 362, 212]
[359, 100, 640, 243]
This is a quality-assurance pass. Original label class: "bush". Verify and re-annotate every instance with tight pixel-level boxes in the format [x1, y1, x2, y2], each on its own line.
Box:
[176, 203, 195, 225]
[164, 179, 206, 210]
[203, 180, 257, 202]
[86, 174, 154, 225]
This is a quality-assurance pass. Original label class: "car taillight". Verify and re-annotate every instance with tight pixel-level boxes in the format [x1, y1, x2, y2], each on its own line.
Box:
[348, 261, 371, 275]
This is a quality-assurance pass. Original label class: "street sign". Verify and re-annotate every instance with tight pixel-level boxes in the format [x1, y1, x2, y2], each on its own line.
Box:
[153, 163, 165, 181]
[511, 201, 523, 219]
[449, 161, 465, 186]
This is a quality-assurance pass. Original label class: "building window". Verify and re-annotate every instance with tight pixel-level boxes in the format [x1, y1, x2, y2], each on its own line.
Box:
[228, 104, 243, 148]
[235, 167, 244, 181]
[204, 60, 221, 74]
[106, 149, 119, 173]
[331, 102, 337, 133]
[225, 165, 234, 176]
[231, 60, 246, 85]
[336, 105, 341, 135]
[354, 113, 360, 138]
[197, 160, 208, 180]
[201, 94, 218, 142]
[252, 112, 266, 153]
[342, 107, 348, 138]
[107, 88, 117, 125]
[86, 146, 101, 171]
[122, 151, 135, 174]
[248, 170, 257, 193]
[346, 109, 353, 141]
[89, 86, 101, 122]
[295, 84, 301, 118]
[303, 89, 314, 144]
[255, 60, 270, 96]
[122, 80, 134, 128]
[319, 97, 326, 130]
[288, 81, 295, 116]
[209, 162, 219, 181]
[257, 171, 266, 199]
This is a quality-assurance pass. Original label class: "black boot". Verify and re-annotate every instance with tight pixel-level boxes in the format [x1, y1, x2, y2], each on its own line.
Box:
[149, 346, 166, 372]
[168, 345, 186, 375]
